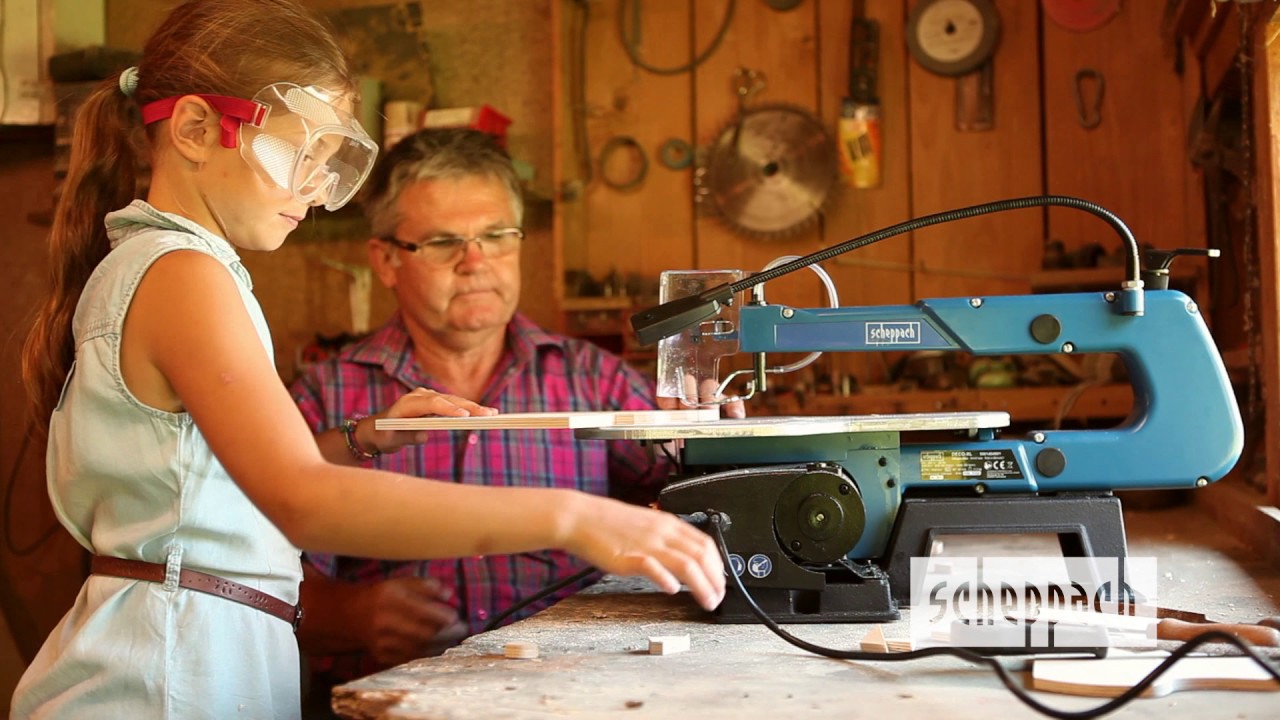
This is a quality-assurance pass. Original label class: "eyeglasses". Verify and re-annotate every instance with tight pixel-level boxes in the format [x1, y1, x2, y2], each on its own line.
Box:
[380, 227, 525, 265]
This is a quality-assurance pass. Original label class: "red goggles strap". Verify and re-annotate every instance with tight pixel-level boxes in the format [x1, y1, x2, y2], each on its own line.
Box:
[140, 95, 267, 149]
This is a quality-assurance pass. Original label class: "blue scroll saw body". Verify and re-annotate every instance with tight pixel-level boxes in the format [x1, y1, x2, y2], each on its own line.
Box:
[590, 287, 1243, 623]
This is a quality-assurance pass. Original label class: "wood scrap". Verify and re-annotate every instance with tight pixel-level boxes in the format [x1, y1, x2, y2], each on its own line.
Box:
[375, 408, 716, 431]
[1031, 655, 1280, 698]
[859, 625, 888, 652]
[647, 635, 690, 656]
[504, 641, 539, 659]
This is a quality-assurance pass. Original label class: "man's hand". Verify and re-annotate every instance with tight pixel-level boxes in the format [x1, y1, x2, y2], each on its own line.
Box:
[655, 376, 746, 418]
[364, 388, 499, 454]
[351, 577, 466, 667]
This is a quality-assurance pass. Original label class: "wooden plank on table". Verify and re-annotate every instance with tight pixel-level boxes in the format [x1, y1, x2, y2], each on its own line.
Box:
[816, 0, 913, 387]
[581, 0, 696, 284]
[907, 0, 1042, 302]
[374, 408, 717, 431]
[1032, 655, 1280, 698]
[1043, 0, 1201, 256]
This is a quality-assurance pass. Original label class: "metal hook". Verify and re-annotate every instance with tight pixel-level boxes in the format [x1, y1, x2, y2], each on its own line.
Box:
[1074, 68, 1105, 130]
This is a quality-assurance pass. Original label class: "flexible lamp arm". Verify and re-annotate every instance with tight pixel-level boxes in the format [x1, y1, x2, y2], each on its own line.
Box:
[630, 195, 1143, 346]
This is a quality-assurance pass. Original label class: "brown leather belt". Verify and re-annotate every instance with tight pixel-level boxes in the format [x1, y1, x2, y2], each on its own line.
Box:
[91, 555, 303, 631]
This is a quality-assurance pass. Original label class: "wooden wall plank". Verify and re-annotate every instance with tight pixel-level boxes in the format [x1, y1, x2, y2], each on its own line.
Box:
[0, 143, 86, 666]
[1203, 12, 1242, 99]
[907, 0, 1043, 300]
[580, 0, 695, 283]
[550, 0, 572, 333]
[692, 0, 824, 314]
[1256, 12, 1280, 507]
[1044, 0, 1201, 255]
[816, 0, 913, 386]
[671, 0, 829, 381]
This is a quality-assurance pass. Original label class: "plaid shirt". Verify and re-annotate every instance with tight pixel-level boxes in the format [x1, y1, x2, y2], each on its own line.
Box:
[290, 312, 669, 682]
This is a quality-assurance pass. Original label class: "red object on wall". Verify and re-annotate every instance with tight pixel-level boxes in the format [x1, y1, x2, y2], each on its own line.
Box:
[422, 104, 512, 147]
[1042, 0, 1122, 33]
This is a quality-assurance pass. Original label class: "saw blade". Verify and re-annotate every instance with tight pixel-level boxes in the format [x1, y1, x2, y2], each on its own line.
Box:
[702, 103, 837, 239]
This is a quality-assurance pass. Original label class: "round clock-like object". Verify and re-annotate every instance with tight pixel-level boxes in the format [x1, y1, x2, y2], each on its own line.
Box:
[906, 0, 1001, 76]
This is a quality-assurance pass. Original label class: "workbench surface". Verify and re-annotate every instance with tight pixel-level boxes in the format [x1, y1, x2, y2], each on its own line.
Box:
[332, 507, 1280, 720]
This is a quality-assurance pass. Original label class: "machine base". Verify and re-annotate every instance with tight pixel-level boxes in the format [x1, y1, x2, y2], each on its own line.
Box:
[716, 566, 901, 624]
[714, 493, 1129, 624]
[882, 493, 1129, 604]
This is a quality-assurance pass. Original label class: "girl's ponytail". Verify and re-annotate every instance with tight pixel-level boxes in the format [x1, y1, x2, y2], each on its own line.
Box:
[22, 75, 143, 435]
[23, 0, 354, 435]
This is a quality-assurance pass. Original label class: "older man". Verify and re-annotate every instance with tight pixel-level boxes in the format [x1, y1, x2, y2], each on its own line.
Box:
[290, 128, 732, 694]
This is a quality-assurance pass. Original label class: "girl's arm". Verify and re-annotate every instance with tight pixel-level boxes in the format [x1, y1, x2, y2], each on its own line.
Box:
[123, 250, 724, 609]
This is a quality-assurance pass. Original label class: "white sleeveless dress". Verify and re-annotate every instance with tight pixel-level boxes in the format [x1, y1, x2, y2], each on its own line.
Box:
[11, 201, 303, 719]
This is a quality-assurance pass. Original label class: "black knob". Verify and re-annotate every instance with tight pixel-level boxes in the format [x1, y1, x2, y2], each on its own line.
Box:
[1036, 448, 1067, 478]
[1030, 315, 1061, 345]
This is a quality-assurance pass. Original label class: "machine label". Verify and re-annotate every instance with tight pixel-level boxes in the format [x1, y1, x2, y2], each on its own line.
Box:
[866, 321, 922, 345]
[747, 554, 773, 579]
[920, 450, 1025, 481]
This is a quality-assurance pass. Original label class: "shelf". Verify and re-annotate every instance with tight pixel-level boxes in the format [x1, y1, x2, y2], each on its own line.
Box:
[561, 296, 633, 311]
[752, 384, 1134, 425]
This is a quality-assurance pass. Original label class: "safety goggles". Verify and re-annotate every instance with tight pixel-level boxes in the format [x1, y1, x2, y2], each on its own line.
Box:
[141, 83, 378, 211]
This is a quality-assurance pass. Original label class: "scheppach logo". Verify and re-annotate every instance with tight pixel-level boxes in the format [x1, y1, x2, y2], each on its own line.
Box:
[866, 321, 921, 345]
[909, 556, 1159, 650]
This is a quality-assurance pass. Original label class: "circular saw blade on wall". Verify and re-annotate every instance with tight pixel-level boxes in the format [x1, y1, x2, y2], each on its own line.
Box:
[702, 104, 838, 239]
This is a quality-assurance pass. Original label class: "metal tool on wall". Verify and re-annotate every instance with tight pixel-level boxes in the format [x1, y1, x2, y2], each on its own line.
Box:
[695, 68, 837, 238]
[838, 0, 883, 188]
[906, 0, 1000, 132]
[1074, 68, 1105, 129]
[729, 66, 767, 148]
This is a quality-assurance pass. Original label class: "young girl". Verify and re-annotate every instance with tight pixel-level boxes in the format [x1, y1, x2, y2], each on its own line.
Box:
[13, 1, 723, 717]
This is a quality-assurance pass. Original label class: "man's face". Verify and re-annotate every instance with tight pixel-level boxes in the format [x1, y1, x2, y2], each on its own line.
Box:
[372, 175, 522, 345]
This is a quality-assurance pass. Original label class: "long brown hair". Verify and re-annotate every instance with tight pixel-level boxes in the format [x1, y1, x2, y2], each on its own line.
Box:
[22, 0, 355, 434]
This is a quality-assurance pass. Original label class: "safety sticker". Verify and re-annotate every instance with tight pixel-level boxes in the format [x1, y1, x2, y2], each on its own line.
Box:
[920, 449, 1025, 481]
[728, 554, 746, 577]
[747, 554, 773, 579]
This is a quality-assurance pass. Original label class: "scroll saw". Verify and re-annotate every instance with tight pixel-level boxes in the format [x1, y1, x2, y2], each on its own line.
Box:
[578, 196, 1243, 624]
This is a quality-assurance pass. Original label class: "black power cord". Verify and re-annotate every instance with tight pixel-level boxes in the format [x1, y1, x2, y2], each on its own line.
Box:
[723, 195, 1141, 296]
[704, 512, 1280, 720]
[481, 565, 599, 634]
[597, 135, 649, 191]
[632, 195, 1146, 346]
[479, 512, 715, 633]
[618, 0, 735, 76]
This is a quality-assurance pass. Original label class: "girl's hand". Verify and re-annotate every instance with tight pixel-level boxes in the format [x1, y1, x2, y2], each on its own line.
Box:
[364, 388, 499, 454]
[563, 495, 726, 611]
